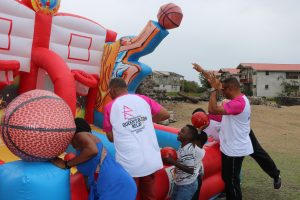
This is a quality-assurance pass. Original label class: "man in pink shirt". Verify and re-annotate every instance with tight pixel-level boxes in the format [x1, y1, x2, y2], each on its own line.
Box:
[103, 78, 170, 200]
[194, 63, 252, 200]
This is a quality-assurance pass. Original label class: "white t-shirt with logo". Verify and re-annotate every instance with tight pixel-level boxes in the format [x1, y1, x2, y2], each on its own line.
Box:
[103, 94, 163, 177]
[174, 143, 205, 185]
[220, 94, 253, 157]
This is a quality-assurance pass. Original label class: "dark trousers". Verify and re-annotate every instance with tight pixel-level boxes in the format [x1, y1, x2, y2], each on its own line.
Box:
[192, 174, 202, 200]
[249, 129, 280, 179]
[221, 153, 244, 200]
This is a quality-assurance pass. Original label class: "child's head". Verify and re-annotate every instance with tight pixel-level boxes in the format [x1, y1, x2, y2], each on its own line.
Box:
[177, 124, 198, 143]
[194, 131, 208, 148]
[192, 108, 206, 115]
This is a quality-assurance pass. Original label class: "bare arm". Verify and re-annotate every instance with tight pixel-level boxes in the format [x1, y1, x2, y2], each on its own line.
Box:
[192, 63, 212, 81]
[208, 91, 227, 115]
[67, 134, 98, 167]
[152, 106, 170, 123]
[51, 133, 98, 169]
[208, 75, 227, 115]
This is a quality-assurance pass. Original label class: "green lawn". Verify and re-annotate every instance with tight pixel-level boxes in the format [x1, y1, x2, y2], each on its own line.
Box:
[242, 152, 300, 200]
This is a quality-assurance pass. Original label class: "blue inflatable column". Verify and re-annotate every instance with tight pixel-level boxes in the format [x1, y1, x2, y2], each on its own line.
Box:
[0, 161, 70, 200]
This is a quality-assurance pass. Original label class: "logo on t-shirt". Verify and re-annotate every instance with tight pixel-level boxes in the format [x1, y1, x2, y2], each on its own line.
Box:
[121, 106, 148, 133]
[123, 105, 134, 120]
[122, 115, 148, 131]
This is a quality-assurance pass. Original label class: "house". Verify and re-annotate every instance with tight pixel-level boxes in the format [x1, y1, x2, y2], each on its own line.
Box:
[218, 68, 240, 81]
[207, 70, 222, 79]
[151, 71, 184, 92]
[237, 63, 300, 97]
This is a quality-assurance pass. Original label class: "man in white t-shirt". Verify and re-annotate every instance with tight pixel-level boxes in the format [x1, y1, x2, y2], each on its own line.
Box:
[103, 78, 170, 200]
[194, 63, 252, 200]
[207, 76, 252, 200]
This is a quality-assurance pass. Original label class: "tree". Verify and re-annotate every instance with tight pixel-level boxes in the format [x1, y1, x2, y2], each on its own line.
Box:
[280, 80, 300, 97]
[182, 80, 201, 93]
[198, 73, 211, 89]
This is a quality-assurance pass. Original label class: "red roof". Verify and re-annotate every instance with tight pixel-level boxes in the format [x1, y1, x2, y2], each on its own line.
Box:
[219, 68, 240, 74]
[207, 70, 221, 76]
[238, 63, 300, 72]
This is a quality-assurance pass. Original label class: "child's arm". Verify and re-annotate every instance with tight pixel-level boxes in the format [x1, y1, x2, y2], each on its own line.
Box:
[162, 157, 194, 174]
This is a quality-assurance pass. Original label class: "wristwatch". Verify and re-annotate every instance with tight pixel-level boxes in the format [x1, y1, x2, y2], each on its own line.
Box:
[209, 88, 217, 93]
[64, 160, 71, 169]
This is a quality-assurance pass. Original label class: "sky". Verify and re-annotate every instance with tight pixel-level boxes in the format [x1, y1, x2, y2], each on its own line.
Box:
[60, 0, 300, 83]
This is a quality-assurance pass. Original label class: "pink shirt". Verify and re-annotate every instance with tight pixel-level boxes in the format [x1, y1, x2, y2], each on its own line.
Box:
[223, 94, 246, 115]
[208, 114, 222, 122]
[103, 94, 161, 132]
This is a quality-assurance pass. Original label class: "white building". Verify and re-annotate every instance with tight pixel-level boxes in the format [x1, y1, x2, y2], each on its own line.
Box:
[151, 71, 184, 92]
[238, 63, 300, 97]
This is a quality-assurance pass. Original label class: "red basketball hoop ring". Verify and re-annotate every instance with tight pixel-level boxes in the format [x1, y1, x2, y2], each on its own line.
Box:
[71, 70, 98, 88]
[71, 70, 98, 96]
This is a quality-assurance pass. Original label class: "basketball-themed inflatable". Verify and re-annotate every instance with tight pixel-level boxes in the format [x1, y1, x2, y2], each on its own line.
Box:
[0, 1, 224, 200]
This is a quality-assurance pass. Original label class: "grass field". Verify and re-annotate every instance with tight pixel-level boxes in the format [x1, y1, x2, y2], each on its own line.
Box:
[166, 102, 300, 200]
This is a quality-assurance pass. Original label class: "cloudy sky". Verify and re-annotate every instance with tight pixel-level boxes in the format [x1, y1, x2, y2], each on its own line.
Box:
[60, 0, 300, 83]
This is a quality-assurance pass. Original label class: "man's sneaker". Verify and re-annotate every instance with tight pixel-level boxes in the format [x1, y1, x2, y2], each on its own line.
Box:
[274, 176, 282, 189]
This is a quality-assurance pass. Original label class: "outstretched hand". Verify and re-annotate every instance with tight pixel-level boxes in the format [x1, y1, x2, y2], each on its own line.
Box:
[192, 63, 212, 81]
[192, 63, 205, 73]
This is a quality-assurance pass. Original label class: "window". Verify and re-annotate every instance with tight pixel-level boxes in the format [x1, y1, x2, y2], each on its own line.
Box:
[265, 71, 269, 75]
[253, 85, 256, 88]
[286, 72, 300, 79]
[265, 85, 269, 89]
[253, 71, 257, 75]
[0, 17, 12, 50]
[68, 33, 92, 61]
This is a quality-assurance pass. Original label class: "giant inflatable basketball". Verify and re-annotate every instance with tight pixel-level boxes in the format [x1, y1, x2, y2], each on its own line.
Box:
[0, 90, 75, 161]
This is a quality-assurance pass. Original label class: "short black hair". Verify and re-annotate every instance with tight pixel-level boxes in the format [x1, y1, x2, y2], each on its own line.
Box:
[222, 77, 240, 89]
[109, 78, 127, 89]
[195, 131, 208, 147]
[75, 118, 91, 133]
[186, 124, 199, 141]
[192, 108, 206, 115]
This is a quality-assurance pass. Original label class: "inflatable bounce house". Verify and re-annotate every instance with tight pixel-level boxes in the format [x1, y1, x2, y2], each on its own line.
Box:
[0, 0, 224, 199]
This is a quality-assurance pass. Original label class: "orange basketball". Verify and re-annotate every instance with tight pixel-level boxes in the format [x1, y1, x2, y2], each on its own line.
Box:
[161, 147, 177, 166]
[191, 112, 210, 128]
[0, 90, 75, 161]
[157, 3, 183, 29]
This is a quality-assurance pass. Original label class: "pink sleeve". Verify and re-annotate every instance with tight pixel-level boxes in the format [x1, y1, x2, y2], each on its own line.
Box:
[208, 114, 222, 122]
[137, 95, 161, 115]
[103, 103, 113, 132]
[223, 96, 246, 115]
